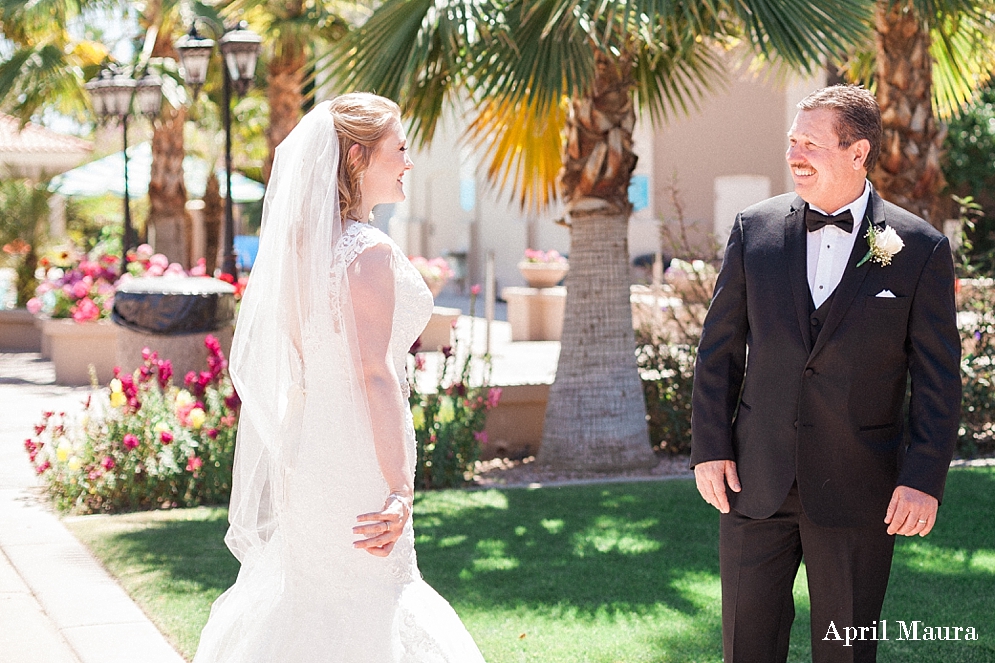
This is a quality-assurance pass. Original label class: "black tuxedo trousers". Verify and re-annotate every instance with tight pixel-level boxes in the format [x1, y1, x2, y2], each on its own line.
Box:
[690, 192, 961, 662]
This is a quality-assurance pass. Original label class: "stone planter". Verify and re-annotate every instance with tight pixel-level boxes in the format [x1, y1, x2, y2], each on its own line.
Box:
[518, 262, 569, 289]
[41, 318, 119, 386]
[0, 308, 42, 353]
[502, 286, 566, 341]
[419, 306, 461, 350]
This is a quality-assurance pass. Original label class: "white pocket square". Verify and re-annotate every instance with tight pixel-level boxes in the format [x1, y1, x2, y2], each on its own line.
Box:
[875, 289, 896, 298]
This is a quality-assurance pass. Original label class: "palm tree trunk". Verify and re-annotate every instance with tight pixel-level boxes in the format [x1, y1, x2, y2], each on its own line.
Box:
[264, 40, 307, 183]
[147, 7, 192, 265]
[871, 0, 946, 228]
[537, 50, 656, 471]
[149, 104, 193, 265]
[202, 170, 223, 275]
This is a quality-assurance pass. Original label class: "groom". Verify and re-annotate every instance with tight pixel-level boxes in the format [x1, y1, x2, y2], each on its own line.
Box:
[690, 85, 961, 663]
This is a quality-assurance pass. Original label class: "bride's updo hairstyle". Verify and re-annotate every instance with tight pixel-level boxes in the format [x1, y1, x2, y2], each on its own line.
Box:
[328, 93, 402, 221]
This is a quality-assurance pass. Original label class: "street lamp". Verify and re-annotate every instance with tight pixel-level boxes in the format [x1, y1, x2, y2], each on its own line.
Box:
[86, 66, 162, 271]
[176, 20, 262, 278]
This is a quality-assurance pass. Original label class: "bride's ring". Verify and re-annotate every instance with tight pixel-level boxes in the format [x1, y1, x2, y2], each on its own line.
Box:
[385, 522, 391, 533]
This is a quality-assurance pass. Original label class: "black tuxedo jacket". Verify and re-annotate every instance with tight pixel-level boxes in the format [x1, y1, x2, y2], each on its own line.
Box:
[690, 191, 961, 528]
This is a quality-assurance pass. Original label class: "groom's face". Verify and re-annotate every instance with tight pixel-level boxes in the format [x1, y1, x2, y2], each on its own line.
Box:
[786, 108, 868, 214]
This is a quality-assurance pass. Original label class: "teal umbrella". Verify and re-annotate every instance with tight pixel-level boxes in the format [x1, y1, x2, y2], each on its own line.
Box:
[49, 142, 265, 203]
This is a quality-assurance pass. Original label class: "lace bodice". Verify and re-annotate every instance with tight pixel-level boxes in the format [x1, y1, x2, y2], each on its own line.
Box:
[334, 221, 434, 392]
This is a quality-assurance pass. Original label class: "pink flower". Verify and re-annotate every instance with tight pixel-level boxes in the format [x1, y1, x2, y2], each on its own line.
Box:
[71, 297, 100, 323]
[101, 456, 115, 470]
[35, 461, 51, 474]
[123, 434, 139, 450]
[160, 431, 173, 445]
[206, 428, 219, 439]
[190, 258, 207, 277]
[486, 387, 502, 409]
[224, 390, 241, 411]
[71, 278, 91, 299]
[470, 284, 482, 296]
[414, 355, 426, 372]
[186, 455, 203, 473]
[26, 297, 42, 314]
[149, 254, 169, 270]
[473, 430, 488, 445]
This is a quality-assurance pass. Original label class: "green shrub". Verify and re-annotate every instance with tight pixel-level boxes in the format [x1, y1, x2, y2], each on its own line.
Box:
[26, 336, 238, 513]
[408, 292, 500, 489]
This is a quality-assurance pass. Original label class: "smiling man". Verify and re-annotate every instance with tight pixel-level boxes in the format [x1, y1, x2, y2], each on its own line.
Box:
[690, 85, 961, 662]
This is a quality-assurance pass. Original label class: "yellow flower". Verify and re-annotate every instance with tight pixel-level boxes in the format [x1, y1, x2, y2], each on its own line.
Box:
[68, 457, 82, 472]
[189, 408, 207, 430]
[109, 391, 127, 408]
[154, 421, 170, 434]
[110, 378, 123, 393]
[56, 442, 71, 462]
[411, 405, 425, 430]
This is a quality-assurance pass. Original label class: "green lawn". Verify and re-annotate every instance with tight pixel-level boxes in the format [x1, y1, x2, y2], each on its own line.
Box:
[65, 467, 995, 662]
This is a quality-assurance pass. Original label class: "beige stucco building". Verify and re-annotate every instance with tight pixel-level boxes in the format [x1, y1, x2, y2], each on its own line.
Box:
[384, 66, 827, 292]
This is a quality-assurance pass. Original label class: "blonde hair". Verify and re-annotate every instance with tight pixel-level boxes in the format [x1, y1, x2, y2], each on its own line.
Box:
[327, 93, 402, 221]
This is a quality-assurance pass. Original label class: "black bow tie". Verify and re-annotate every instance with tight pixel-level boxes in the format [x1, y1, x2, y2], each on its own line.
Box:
[805, 207, 854, 234]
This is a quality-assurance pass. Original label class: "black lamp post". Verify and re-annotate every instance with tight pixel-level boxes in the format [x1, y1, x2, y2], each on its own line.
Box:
[175, 20, 261, 278]
[86, 66, 162, 272]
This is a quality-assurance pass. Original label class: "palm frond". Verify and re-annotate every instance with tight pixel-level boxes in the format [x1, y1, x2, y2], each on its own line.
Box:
[465, 94, 568, 211]
[326, 0, 476, 145]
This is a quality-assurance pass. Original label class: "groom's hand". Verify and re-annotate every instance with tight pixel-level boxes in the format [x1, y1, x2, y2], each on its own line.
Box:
[885, 485, 938, 537]
[694, 460, 742, 513]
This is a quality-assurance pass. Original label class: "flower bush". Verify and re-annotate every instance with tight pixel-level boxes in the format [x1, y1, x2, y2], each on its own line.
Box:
[25, 336, 239, 513]
[522, 248, 567, 264]
[408, 289, 500, 489]
[27, 240, 119, 322]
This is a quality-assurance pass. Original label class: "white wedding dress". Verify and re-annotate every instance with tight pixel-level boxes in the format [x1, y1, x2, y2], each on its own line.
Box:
[193, 214, 487, 659]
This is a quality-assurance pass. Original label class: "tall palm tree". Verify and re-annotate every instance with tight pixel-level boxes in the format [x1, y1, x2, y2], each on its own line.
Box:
[840, 0, 995, 226]
[141, 0, 193, 265]
[335, 0, 871, 471]
[219, 0, 349, 182]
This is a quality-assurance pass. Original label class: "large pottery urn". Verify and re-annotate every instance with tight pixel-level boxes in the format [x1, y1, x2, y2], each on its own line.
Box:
[517, 262, 569, 289]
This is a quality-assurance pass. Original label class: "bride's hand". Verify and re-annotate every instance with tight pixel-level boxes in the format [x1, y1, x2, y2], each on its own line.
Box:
[353, 493, 411, 557]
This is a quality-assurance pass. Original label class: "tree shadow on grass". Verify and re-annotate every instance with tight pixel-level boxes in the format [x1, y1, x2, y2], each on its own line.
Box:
[415, 479, 720, 616]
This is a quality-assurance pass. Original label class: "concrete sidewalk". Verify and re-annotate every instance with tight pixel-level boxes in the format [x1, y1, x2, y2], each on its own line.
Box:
[0, 352, 185, 663]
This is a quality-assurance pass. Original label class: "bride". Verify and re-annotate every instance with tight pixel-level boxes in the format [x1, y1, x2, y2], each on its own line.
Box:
[193, 93, 486, 662]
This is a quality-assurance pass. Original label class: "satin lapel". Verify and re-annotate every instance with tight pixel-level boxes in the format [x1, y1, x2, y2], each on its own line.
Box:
[784, 197, 812, 354]
[808, 193, 884, 361]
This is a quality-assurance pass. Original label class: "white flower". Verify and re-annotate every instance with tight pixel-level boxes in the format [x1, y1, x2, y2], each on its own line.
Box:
[857, 224, 904, 268]
[874, 226, 904, 256]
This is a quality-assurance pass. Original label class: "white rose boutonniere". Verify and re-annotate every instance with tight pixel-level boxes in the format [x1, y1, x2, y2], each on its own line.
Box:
[857, 224, 904, 267]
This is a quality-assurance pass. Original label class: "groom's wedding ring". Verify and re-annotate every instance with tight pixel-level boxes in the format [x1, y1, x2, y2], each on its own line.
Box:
[918, 519, 927, 524]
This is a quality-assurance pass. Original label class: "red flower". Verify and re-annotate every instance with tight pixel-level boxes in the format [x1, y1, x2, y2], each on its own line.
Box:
[156, 359, 173, 389]
[470, 284, 482, 296]
[206, 428, 219, 439]
[123, 434, 139, 450]
[101, 456, 115, 470]
[224, 390, 241, 411]
[36, 461, 51, 474]
[160, 431, 173, 445]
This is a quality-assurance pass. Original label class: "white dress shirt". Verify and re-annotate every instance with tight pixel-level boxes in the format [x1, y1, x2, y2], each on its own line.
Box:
[806, 180, 871, 308]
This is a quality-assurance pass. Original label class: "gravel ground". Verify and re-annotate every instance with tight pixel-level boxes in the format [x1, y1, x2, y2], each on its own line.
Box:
[471, 452, 693, 489]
